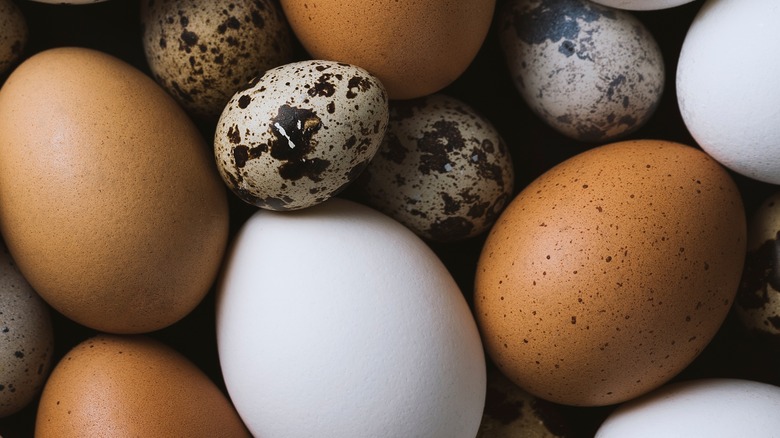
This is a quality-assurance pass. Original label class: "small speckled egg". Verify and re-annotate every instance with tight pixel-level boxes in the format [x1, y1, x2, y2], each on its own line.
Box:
[214, 60, 388, 211]
[475, 140, 746, 406]
[0, 244, 53, 418]
[735, 191, 780, 336]
[499, 0, 664, 142]
[356, 94, 514, 242]
[141, 0, 295, 120]
[0, 0, 27, 77]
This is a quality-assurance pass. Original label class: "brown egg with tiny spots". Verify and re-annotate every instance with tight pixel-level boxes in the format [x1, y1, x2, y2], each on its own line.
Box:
[475, 140, 746, 406]
[0, 0, 27, 77]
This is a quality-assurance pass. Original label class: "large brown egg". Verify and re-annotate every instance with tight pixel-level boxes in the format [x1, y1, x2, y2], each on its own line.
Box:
[279, 0, 494, 100]
[35, 335, 250, 437]
[0, 47, 229, 334]
[474, 140, 746, 406]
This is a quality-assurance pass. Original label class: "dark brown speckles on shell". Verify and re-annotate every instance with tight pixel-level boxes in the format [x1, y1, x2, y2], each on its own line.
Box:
[357, 94, 514, 243]
[0, 0, 28, 77]
[214, 60, 388, 211]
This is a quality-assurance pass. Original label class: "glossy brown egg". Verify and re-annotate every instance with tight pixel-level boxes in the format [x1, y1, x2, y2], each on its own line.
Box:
[475, 140, 746, 406]
[35, 335, 250, 437]
[0, 47, 229, 334]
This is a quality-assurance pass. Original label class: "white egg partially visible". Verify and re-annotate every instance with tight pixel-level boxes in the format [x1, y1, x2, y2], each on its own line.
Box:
[596, 379, 780, 437]
[216, 198, 486, 438]
[589, 0, 697, 10]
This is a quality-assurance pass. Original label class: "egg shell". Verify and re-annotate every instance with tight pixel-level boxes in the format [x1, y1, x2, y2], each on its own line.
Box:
[0, 245, 53, 418]
[588, 0, 697, 10]
[735, 191, 780, 336]
[499, 0, 665, 142]
[214, 60, 388, 211]
[0, 0, 27, 77]
[0, 47, 229, 334]
[216, 198, 486, 437]
[35, 335, 250, 437]
[280, 0, 495, 100]
[677, 0, 780, 184]
[358, 94, 515, 242]
[596, 379, 780, 437]
[141, 0, 295, 120]
[474, 140, 746, 406]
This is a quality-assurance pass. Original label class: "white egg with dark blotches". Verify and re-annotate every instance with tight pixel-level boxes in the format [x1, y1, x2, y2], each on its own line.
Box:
[141, 0, 294, 120]
[0, 244, 53, 418]
[216, 198, 486, 437]
[0, 0, 27, 77]
[735, 191, 780, 336]
[214, 60, 388, 211]
[499, 0, 664, 142]
[589, 0, 697, 10]
[596, 379, 780, 437]
[677, 0, 780, 184]
[358, 94, 514, 242]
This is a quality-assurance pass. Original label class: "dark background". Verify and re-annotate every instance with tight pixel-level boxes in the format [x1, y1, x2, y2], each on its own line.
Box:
[1, 0, 778, 436]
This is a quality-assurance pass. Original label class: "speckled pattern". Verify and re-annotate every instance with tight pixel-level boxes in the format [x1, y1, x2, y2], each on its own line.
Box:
[0, 245, 53, 418]
[357, 94, 514, 242]
[0, 0, 27, 77]
[499, 0, 664, 142]
[141, 0, 294, 120]
[475, 140, 746, 406]
[214, 60, 389, 211]
[736, 191, 780, 336]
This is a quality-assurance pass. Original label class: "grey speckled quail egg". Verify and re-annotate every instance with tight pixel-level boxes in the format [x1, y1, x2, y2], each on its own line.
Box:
[499, 0, 664, 142]
[736, 191, 780, 337]
[141, 0, 294, 120]
[0, 244, 53, 418]
[356, 94, 514, 242]
[0, 0, 27, 77]
[214, 60, 389, 211]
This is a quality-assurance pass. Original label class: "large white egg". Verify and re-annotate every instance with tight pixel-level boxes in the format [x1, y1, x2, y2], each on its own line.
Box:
[677, 0, 780, 184]
[589, 0, 697, 10]
[596, 379, 780, 437]
[216, 198, 486, 438]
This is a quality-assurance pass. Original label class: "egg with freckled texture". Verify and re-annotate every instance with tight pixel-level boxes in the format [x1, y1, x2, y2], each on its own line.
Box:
[499, 0, 664, 142]
[141, 0, 295, 120]
[357, 94, 514, 242]
[0, 244, 53, 418]
[214, 60, 388, 211]
[475, 140, 746, 406]
[0, 0, 27, 77]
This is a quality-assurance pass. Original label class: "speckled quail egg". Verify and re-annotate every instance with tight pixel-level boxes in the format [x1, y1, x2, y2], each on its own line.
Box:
[499, 0, 665, 142]
[141, 0, 295, 120]
[0, 0, 27, 77]
[214, 60, 389, 211]
[0, 244, 53, 418]
[356, 94, 514, 242]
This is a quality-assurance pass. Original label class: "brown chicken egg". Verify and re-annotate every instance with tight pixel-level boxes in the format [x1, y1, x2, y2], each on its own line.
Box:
[0, 0, 27, 77]
[35, 335, 250, 437]
[279, 0, 495, 99]
[474, 140, 746, 406]
[0, 47, 229, 334]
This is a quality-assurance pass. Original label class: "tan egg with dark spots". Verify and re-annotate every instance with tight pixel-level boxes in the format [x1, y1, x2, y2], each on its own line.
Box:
[280, 0, 495, 100]
[0, 47, 229, 334]
[0, 0, 27, 77]
[214, 60, 388, 211]
[475, 140, 746, 406]
[35, 335, 250, 437]
[357, 94, 514, 242]
[141, 0, 294, 120]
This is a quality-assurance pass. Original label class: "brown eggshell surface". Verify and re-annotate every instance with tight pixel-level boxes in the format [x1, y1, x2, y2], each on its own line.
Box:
[35, 335, 250, 437]
[279, 0, 495, 100]
[474, 140, 746, 406]
[0, 47, 229, 334]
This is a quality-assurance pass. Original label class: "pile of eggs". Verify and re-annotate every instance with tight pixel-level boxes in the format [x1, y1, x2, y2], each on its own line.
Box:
[1, 0, 779, 436]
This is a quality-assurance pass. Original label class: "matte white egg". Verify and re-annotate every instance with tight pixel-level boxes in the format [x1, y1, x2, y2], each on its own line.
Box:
[677, 0, 780, 184]
[596, 379, 780, 437]
[589, 0, 697, 10]
[216, 198, 486, 437]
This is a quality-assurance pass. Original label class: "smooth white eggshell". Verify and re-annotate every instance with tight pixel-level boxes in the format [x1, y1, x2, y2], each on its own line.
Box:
[216, 198, 486, 438]
[589, 0, 697, 10]
[596, 379, 780, 437]
[677, 0, 780, 184]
